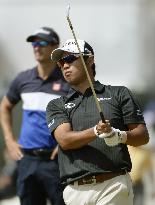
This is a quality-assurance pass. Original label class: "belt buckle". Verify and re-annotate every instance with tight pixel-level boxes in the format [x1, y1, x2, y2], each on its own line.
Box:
[33, 149, 43, 156]
[82, 176, 96, 185]
[33, 150, 40, 156]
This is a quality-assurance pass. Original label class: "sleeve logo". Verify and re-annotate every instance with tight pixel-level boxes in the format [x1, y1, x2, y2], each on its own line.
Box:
[136, 109, 142, 116]
[48, 119, 54, 128]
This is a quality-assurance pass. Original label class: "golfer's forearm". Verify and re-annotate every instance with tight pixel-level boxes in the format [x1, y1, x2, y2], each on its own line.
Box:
[126, 125, 149, 146]
[55, 127, 96, 150]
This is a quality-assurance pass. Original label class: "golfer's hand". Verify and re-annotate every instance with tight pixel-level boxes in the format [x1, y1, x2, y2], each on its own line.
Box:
[6, 138, 23, 161]
[96, 120, 112, 134]
[94, 120, 127, 146]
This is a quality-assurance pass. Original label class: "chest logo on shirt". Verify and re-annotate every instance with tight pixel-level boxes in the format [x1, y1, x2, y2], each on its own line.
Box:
[64, 103, 76, 109]
[97, 97, 112, 101]
[52, 83, 61, 91]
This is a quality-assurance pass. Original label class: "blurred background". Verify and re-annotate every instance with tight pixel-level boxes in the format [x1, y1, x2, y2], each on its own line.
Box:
[0, 0, 155, 204]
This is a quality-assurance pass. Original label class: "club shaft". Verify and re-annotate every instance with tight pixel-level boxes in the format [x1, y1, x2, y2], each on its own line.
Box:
[67, 16, 105, 123]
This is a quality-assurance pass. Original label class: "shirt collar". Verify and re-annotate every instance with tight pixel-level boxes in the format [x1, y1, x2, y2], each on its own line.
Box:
[32, 66, 64, 81]
[66, 81, 105, 100]
[93, 80, 105, 92]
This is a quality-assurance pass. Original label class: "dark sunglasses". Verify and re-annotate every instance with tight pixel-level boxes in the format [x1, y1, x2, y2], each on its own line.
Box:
[58, 54, 80, 67]
[31, 41, 49, 47]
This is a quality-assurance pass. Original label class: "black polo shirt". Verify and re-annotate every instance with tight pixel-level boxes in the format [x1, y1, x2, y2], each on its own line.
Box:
[46, 81, 145, 185]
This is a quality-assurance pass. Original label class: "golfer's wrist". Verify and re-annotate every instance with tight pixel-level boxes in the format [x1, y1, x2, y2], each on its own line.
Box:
[94, 125, 99, 136]
[119, 131, 127, 144]
[93, 125, 127, 144]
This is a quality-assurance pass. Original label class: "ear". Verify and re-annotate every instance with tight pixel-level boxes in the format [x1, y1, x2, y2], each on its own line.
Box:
[87, 56, 94, 66]
[85, 56, 94, 64]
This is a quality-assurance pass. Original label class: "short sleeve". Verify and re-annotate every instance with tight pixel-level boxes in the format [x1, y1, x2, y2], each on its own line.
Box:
[119, 87, 145, 124]
[46, 97, 70, 134]
[6, 74, 21, 104]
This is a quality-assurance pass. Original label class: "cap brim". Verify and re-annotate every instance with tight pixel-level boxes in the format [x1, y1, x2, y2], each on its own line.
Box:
[51, 49, 65, 62]
[26, 34, 51, 42]
[52, 48, 80, 61]
[51, 47, 81, 62]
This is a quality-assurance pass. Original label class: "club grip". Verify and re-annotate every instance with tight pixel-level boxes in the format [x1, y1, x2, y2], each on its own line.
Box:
[99, 112, 105, 123]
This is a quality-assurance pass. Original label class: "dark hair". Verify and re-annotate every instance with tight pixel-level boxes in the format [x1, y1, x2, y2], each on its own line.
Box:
[92, 63, 96, 77]
[83, 56, 96, 77]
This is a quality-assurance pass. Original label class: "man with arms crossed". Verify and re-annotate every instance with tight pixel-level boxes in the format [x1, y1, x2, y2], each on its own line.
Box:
[0, 27, 68, 205]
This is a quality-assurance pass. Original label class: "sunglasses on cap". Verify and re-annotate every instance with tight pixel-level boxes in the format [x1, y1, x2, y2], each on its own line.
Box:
[57, 54, 80, 67]
[31, 41, 49, 47]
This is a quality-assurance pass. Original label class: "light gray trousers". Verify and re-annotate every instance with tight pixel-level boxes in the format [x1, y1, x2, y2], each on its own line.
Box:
[63, 173, 133, 205]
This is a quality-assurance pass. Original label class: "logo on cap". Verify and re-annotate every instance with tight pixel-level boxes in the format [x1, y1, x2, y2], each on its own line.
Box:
[64, 41, 77, 46]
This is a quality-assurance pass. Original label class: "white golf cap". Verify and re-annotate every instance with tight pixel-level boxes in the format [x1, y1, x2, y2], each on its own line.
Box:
[51, 39, 94, 62]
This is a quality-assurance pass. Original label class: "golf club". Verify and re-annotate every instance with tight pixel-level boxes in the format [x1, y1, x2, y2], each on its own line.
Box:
[66, 4, 105, 122]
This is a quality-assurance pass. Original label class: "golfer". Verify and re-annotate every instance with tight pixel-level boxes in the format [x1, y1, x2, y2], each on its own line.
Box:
[46, 39, 149, 205]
